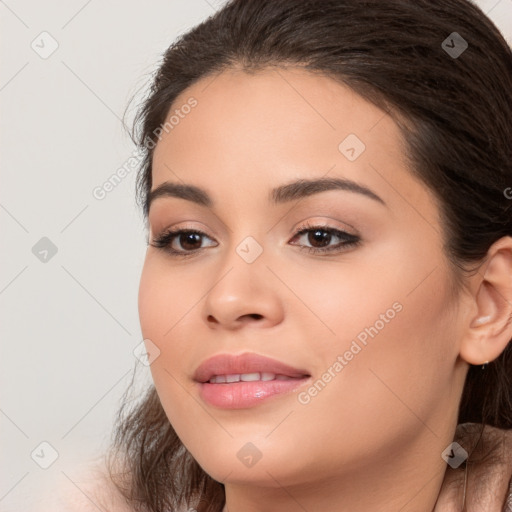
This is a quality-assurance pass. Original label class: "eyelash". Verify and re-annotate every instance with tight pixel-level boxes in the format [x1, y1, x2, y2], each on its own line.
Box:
[150, 221, 361, 258]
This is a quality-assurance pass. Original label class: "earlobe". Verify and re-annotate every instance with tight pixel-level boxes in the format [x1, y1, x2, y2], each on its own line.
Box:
[459, 236, 512, 366]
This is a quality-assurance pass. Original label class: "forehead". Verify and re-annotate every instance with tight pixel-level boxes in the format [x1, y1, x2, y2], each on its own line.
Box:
[153, 66, 405, 166]
[150, 67, 433, 219]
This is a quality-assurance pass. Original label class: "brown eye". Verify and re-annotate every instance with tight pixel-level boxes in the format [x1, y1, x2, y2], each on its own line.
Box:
[307, 229, 332, 248]
[178, 232, 203, 251]
[290, 225, 360, 254]
[150, 229, 217, 256]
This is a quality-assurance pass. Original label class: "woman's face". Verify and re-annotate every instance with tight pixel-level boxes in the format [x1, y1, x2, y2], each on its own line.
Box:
[138, 67, 471, 497]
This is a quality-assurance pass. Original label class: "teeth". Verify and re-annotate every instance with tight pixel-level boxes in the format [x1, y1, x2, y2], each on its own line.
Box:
[208, 372, 285, 383]
[240, 372, 260, 382]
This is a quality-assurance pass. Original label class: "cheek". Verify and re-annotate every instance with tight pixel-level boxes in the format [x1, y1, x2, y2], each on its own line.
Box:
[137, 257, 208, 407]
[137, 260, 189, 389]
[293, 259, 459, 460]
[138, 255, 198, 339]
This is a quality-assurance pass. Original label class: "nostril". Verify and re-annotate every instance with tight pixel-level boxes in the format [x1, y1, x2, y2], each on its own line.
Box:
[206, 314, 263, 324]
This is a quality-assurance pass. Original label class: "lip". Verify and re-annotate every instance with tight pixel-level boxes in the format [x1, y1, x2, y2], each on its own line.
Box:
[194, 352, 311, 409]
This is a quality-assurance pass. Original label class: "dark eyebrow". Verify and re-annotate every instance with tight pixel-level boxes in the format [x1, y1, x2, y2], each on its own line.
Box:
[270, 177, 385, 205]
[148, 182, 213, 209]
[147, 177, 385, 211]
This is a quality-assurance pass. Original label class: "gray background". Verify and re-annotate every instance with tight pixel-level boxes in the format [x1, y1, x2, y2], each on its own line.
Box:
[1, 1, 511, 510]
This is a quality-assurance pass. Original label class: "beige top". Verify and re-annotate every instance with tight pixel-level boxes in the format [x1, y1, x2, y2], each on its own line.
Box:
[37, 459, 133, 512]
[37, 458, 226, 512]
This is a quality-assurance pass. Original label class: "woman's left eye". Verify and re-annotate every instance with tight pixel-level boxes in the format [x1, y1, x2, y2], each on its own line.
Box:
[150, 224, 360, 257]
[289, 224, 361, 254]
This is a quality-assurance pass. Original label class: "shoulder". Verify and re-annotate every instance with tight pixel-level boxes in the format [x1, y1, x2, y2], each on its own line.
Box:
[38, 456, 134, 512]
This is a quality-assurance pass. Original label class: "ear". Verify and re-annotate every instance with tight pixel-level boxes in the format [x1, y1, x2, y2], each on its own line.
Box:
[459, 236, 512, 366]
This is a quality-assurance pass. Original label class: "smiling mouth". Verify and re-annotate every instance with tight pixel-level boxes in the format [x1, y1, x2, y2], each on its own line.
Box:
[198, 373, 311, 409]
[194, 352, 311, 408]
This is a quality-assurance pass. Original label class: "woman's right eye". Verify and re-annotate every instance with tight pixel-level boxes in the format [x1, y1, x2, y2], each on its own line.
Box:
[150, 228, 218, 257]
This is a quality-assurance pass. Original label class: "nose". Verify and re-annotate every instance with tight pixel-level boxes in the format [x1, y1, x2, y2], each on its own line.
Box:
[201, 250, 285, 331]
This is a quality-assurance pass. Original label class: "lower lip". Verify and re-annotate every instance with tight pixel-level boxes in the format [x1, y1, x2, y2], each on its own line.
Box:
[198, 377, 310, 409]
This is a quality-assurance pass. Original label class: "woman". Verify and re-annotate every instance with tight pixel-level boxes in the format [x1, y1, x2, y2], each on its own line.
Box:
[53, 0, 512, 510]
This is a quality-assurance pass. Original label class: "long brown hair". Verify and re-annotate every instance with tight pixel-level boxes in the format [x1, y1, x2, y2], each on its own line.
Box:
[106, 1, 512, 510]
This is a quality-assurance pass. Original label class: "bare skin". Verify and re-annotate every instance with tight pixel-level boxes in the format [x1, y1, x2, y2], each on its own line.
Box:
[137, 67, 512, 512]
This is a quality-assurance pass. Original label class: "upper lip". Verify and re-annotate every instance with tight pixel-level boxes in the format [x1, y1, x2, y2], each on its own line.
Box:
[193, 352, 310, 383]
